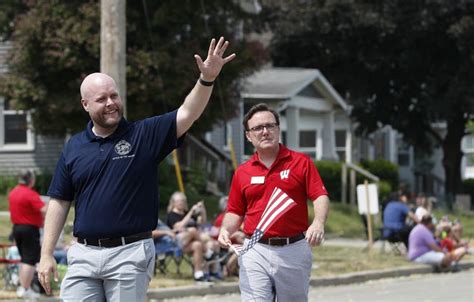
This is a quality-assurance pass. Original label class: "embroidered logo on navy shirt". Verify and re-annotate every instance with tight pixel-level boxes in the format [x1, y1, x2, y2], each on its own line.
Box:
[114, 140, 132, 155]
[112, 140, 135, 160]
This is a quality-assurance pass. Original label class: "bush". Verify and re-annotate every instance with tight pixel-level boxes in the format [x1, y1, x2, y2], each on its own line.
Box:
[314, 160, 342, 201]
[0, 176, 16, 195]
[360, 159, 399, 190]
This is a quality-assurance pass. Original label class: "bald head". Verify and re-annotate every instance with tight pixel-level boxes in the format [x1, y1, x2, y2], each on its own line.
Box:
[79, 72, 123, 136]
[80, 73, 117, 101]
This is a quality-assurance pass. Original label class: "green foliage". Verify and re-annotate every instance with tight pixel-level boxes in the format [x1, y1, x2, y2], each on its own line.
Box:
[0, 176, 16, 195]
[314, 160, 342, 201]
[264, 0, 474, 196]
[360, 159, 399, 190]
[323, 203, 366, 238]
[0, 1, 266, 136]
[33, 173, 53, 196]
[158, 160, 221, 220]
[377, 180, 392, 203]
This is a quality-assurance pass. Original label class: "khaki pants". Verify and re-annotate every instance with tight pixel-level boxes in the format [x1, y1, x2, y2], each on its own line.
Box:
[238, 238, 312, 302]
[60, 239, 155, 302]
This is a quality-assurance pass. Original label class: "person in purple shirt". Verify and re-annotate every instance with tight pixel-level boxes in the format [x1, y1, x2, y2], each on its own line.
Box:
[408, 215, 452, 268]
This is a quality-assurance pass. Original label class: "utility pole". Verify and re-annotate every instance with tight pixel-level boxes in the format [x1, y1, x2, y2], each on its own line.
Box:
[101, 0, 127, 117]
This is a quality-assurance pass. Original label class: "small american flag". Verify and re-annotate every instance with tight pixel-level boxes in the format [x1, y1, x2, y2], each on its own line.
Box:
[230, 187, 296, 256]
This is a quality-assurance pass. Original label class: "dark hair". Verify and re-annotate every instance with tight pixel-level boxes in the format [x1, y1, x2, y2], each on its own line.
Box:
[243, 103, 280, 131]
[421, 215, 433, 225]
[18, 169, 35, 185]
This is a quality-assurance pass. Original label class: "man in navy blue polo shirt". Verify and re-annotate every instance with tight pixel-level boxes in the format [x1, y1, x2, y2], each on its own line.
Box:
[38, 37, 235, 301]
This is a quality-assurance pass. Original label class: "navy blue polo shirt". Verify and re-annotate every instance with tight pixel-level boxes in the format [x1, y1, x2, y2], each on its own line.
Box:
[48, 110, 183, 239]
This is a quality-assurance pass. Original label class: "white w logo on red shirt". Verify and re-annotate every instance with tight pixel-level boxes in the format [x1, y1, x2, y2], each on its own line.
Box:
[280, 169, 290, 180]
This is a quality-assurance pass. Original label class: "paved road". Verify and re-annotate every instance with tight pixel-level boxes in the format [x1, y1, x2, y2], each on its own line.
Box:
[161, 269, 474, 302]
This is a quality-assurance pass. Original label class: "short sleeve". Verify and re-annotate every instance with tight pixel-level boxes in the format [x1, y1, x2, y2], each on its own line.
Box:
[142, 110, 185, 162]
[47, 152, 74, 202]
[306, 159, 329, 201]
[227, 170, 247, 216]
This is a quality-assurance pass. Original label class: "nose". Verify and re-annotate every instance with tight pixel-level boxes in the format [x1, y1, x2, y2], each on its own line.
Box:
[106, 97, 114, 106]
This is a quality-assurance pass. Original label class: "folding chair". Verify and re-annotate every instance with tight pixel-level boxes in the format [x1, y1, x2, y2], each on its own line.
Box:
[154, 236, 193, 275]
[378, 227, 404, 255]
[0, 243, 21, 290]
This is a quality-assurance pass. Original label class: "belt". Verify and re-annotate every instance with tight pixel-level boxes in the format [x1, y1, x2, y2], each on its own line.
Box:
[77, 231, 152, 248]
[258, 233, 305, 246]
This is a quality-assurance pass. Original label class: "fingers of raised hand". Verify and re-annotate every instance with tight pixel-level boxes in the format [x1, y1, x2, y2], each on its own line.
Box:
[213, 37, 225, 56]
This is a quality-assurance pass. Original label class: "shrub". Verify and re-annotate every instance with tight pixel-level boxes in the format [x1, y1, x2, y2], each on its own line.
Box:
[360, 159, 399, 190]
[314, 160, 342, 201]
[0, 176, 17, 195]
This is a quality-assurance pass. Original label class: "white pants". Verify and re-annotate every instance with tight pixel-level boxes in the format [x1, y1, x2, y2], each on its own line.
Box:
[60, 239, 155, 302]
[238, 238, 313, 302]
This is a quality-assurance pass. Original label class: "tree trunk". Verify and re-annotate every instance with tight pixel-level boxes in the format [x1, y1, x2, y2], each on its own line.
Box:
[441, 115, 466, 208]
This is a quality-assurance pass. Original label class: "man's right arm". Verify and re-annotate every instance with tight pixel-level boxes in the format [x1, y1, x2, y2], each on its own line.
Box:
[39, 198, 71, 295]
[217, 212, 244, 247]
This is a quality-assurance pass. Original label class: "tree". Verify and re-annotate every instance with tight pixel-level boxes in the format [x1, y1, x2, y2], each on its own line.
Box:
[0, 0, 267, 136]
[264, 0, 474, 199]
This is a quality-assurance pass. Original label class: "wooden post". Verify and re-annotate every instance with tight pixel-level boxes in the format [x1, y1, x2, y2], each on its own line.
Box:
[365, 180, 373, 250]
[101, 0, 127, 117]
[341, 163, 347, 204]
[172, 150, 185, 193]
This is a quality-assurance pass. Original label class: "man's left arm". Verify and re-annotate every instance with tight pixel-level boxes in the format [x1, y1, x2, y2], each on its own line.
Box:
[306, 195, 330, 246]
[177, 37, 236, 138]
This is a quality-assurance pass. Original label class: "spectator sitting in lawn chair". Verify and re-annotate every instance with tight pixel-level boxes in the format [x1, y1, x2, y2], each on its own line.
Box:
[408, 215, 466, 271]
[383, 191, 420, 249]
[166, 191, 221, 282]
[152, 219, 184, 275]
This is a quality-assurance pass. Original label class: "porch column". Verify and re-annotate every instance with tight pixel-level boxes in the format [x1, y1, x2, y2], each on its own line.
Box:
[286, 106, 299, 150]
[321, 111, 338, 160]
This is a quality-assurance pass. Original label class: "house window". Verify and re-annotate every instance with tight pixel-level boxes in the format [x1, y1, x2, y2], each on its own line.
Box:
[335, 130, 346, 162]
[299, 130, 316, 148]
[463, 135, 474, 152]
[5, 114, 27, 143]
[299, 130, 317, 159]
[397, 138, 411, 166]
[0, 98, 35, 151]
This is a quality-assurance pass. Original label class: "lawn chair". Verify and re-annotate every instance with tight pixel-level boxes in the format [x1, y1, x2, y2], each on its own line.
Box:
[0, 243, 21, 290]
[154, 235, 193, 276]
[377, 227, 404, 255]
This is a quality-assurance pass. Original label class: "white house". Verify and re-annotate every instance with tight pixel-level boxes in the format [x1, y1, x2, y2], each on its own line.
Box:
[206, 67, 353, 165]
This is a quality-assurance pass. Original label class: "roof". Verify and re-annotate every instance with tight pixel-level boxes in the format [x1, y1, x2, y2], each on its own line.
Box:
[241, 67, 350, 112]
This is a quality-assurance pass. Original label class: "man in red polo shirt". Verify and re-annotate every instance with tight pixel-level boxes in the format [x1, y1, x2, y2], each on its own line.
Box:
[9, 169, 47, 298]
[218, 103, 330, 301]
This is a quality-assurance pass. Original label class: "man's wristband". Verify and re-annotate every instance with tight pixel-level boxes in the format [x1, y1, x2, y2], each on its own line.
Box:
[199, 78, 214, 87]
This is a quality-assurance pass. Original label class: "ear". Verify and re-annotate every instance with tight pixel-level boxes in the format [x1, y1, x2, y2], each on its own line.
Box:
[245, 131, 252, 143]
[81, 99, 89, 112]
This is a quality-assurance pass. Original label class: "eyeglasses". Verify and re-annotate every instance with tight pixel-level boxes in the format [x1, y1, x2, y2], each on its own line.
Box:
[247, 122, 279, 134]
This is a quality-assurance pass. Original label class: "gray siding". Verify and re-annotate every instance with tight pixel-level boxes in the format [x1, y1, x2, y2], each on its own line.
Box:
[0, 135, 64, 175]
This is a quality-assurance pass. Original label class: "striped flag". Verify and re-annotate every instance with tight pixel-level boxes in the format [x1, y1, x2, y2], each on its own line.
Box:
[230, 187, 296, 256]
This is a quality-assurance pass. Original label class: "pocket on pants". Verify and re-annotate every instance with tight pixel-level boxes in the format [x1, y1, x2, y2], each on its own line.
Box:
[141, 239, 155, 279]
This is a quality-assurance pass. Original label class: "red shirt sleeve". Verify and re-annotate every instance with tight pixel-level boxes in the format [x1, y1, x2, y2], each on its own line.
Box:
[306, 158, 329, 201]
[227, 169, 247, 217]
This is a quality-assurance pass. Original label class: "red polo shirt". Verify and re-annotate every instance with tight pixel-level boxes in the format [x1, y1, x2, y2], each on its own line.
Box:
[8, 184, 45, 228]
[228, 144, 328, 238]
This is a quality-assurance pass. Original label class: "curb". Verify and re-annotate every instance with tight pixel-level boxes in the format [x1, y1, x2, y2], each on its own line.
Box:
[146, 260, 474, 300]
